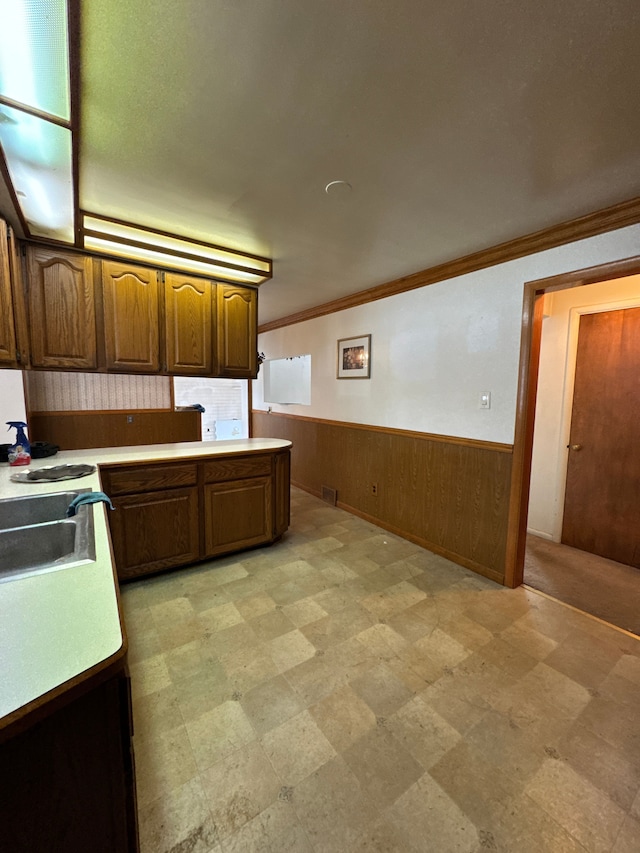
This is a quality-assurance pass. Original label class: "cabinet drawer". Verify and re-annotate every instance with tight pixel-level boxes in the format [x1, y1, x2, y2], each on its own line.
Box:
[102, 463, 198, 495]
[204, 455, 271, 483]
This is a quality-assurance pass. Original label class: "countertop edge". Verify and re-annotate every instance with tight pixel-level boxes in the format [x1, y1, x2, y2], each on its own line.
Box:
[0, 439, 292, 736]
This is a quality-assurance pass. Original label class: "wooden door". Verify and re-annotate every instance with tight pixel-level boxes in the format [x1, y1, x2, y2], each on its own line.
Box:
[102, 261, 159, 372]
[562, 307, 640, 567]
[165, 273, 213, 374]
[108, 486, 200, 580]
[216, 284, 257, 378]
[27, 246, 97, 369]
[204, 476, 272, 556]
[0, 219, 17, 365]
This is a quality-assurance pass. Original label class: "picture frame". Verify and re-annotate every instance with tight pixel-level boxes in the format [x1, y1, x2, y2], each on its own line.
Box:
[337, 334, 371, 379]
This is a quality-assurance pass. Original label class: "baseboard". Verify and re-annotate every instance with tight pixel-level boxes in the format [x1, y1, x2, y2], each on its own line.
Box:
[291, 480, 505, 586]
[526, 528, 555, 541]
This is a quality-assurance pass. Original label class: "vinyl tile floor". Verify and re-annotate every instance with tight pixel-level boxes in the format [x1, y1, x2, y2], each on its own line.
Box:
[122, 488, 640, 853]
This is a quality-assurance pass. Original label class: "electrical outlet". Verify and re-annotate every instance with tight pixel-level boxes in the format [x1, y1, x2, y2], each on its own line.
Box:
[127, 415, 134, 423]
[371, 483, 378, 496]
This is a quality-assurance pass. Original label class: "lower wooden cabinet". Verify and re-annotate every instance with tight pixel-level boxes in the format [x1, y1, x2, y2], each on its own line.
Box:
[204, 475, 272, 556]
[101, 448, 290, 581]
[274, 448, 291, 537]
[109, 486, 200, 580]
[0, 668, 138, 853]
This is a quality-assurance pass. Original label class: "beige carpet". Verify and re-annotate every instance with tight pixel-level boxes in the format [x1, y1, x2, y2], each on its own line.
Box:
[525, 534, 640, 636]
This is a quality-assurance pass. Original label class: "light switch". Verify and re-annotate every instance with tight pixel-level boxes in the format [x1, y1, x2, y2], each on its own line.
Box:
[479, 392, 491, 409]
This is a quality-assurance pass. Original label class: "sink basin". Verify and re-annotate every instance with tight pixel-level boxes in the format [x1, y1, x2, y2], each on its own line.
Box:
[0, 491, 87, 531]
[0, 491, 96, 583]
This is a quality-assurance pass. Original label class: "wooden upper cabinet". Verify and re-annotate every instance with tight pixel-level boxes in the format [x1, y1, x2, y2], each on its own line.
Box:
[102, 260, 160, 372]
[26, 246, 97, 369]
[216, 284, 258, 378]
[165, 273, 213, 374]
[0, 219, 18, 366]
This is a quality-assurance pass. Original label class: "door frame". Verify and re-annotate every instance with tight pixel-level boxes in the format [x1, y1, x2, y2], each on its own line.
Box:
[504, 255, 640, 588]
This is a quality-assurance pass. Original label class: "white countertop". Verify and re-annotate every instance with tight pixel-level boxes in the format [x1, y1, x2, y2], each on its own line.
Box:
[0, 438, 291, 724]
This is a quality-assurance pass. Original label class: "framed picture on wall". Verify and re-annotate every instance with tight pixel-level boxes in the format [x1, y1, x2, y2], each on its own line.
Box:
[337, 334, 371, 379]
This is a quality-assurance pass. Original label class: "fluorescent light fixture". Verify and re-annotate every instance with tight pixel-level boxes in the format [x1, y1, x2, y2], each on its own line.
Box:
[0, 0, 70, 120]
[82, 214, 272, 285]
[0, 0, 73, 239]
[0, 103, 73, 241]
[0, 1, 272, 283]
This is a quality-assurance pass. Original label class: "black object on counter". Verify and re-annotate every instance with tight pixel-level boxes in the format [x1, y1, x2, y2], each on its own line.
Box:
[31, 441, 60, 459]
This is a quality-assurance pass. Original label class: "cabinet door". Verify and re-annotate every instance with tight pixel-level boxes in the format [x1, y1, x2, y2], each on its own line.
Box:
[0, 219, 18, 366]
[27, 246, 97, 369]
[0, 671, 138, 853]
[216, 284, 257, 378]
[165, 273, 213, 374]
[204, 476, 272, 557]
[109, 487, 200, 580]
[103, 261, 159, 372]
[273, 449, 291, 538]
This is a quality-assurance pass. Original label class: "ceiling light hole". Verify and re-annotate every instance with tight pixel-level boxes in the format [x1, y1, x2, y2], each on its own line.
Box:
[325, 180, 352, 195]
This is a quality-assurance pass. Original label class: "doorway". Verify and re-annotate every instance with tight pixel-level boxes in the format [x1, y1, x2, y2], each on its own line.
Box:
[562, 306, 640, 566]
[524, 276, 640, 633]
[505, 257, 640, 635]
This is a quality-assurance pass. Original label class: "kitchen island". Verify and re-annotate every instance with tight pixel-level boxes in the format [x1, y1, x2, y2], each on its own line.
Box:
[0, 437, 291, 853]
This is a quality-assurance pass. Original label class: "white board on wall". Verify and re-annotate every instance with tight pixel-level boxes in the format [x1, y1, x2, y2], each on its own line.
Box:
[264, 355, 311, 405]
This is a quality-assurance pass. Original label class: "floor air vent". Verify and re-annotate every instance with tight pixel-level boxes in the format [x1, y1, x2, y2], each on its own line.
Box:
[321, 485, 337, 506]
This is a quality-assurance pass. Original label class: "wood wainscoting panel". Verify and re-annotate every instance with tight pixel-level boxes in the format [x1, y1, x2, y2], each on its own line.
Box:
[252, 411, 513, 583]
[29, 409, 201, 450]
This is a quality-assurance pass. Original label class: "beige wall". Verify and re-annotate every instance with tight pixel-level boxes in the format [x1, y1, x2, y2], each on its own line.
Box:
[255, 223, 640, 446]
[0, 369, 27, 430]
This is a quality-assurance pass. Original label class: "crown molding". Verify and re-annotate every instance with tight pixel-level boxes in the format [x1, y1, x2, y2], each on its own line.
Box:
[258, 195, 640, 333]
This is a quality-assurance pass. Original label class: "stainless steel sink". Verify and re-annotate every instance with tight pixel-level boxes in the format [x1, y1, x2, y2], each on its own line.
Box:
[0, 490, 86, 530]
[0, 490, 96, 583]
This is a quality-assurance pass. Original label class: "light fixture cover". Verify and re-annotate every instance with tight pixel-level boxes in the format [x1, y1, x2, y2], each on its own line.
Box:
[0, 0, 73, 240]
[0, 104, 73, 241]
[0, 0, 70, 120]
[82, 214, 272, 285]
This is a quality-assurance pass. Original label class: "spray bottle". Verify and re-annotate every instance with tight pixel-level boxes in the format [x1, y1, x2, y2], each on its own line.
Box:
[6, 421, 31, 466]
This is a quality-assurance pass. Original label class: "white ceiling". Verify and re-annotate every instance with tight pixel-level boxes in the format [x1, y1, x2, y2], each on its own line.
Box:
[77, 0, 640, 324]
